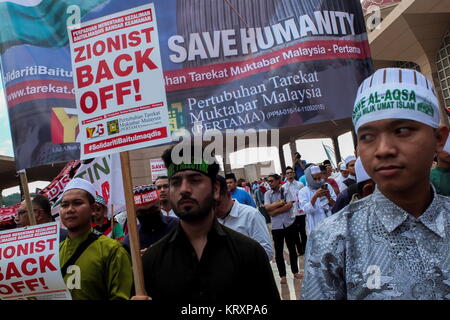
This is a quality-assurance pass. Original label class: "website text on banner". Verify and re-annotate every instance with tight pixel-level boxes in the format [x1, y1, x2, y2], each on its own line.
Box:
[68, 3, 171, 159]
[0, 222, 71, 300]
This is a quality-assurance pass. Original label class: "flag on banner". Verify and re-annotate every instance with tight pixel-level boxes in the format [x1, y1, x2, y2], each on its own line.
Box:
[0, 0, 108, 54]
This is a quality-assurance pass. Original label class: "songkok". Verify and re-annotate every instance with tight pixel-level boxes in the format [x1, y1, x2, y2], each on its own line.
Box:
[353, 68, 440, 132]
[344, 155, 357, 165]
[310, 166, 321, 175]
[133, 184, 159, 207]
[63, 178, 96, 199]
[339, 163, 347, 171]
[355, 158, 371, 183]
[95, 195, 106, 207]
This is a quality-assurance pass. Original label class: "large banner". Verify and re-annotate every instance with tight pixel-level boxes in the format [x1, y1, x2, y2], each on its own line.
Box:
[0, 0, 372, 169]
[0, 222, 71, 300]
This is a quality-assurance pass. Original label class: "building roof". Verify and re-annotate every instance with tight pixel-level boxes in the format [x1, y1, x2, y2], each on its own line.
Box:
[0, 155, 67, 191]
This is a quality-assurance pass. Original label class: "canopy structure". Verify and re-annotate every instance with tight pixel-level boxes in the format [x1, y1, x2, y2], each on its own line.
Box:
[0, 155, 67, 192]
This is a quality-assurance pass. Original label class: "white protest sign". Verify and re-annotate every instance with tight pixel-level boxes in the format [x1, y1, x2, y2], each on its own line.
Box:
[0, 222, 71, 300]
[68, 3, 171, 159]
[150, 158, 167, 182]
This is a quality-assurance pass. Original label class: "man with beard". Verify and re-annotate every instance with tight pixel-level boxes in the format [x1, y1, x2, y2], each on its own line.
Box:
[122, 184, 178, 252]
[138, 144, 280, 301]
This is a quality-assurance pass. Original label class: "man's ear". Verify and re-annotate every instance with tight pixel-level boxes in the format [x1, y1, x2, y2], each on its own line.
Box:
[435, 126, 449, 153]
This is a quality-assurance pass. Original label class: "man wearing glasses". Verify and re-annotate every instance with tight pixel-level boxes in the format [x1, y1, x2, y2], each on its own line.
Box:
[264, 173, 302, 284]
[15, 194, 68, 241]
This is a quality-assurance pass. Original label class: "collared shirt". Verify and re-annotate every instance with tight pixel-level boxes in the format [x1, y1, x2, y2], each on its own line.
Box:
[283, 180, 304, 217]
[297, 184, 337, 235]
[59, 229, 133, 300]
[161, 208, 178, 218]
[122, 214, 178, 250]
[231, 187, 256, 208]
[264, 186, 296, 230]
[218, 200, 274, 260]
[301, 187, 450, 300]
[142, 218, 280, 302]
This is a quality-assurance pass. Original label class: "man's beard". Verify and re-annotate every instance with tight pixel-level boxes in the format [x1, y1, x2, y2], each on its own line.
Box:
[171, 194, 213, 222]
[136, 207, 162, 227]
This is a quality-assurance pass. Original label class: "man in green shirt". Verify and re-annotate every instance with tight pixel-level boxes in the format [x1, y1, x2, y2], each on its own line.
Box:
[430, 149, 450, 196]
[59, 178, 133, 300]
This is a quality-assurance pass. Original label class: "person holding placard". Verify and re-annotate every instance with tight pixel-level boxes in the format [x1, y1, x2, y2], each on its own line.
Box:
[137, 144, 280, 301]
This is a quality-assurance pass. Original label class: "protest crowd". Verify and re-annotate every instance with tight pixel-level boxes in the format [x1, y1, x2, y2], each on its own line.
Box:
[1, 67, 449, 301]
[0, 0, 449, 304]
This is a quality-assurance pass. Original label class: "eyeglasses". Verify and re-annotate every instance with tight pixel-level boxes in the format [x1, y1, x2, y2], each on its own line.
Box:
[286, 171, 293, 174]
[17, 208, 38, 215]
[267, 180, 275, 183]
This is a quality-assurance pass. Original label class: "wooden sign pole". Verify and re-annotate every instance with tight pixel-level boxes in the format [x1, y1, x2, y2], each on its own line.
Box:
[119, 151, 146, 296]
[18, 169, 37, 226]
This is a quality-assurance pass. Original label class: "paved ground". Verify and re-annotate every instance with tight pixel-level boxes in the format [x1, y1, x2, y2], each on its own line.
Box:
[270, 250, 305, 300]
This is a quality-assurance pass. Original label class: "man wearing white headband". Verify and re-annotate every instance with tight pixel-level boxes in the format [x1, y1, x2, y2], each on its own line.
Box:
[59, 178, 133, 300]
[336, 156, 357, 193]
[297, 165, 336, 236]
[302, 68, 450, 300]
[331, 158, 375, 214]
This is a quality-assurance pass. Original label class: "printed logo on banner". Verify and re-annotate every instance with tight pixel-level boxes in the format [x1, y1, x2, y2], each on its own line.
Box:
[86, 124, 105, 139]
[107, 120, 120, 135]
[168, 102, 185, 133]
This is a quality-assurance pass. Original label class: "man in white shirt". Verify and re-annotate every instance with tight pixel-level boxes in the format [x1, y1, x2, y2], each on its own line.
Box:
[297, 166, 337, 235]
[264, 173, 302, 284]
[155, 176, 178, 218]
[215, 176, 273, 260]
[283, 166, 307, 257]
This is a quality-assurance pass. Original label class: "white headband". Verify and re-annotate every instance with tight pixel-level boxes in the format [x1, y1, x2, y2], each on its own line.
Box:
[339, 163, 347, 171]
[63, 178, 96, 199]
[355, 158, 371, 183]
[353, 68, 440, 132]
[344, 155, 356, 165]
[310, 166, 321, 175]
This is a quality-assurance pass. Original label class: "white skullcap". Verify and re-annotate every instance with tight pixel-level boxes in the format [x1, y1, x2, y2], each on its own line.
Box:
[344, 155, 357, 165]
[310, 166, 321, 175]
[353, 68, 440, 132]
[339, 163, 347, 171]
[355, 158, 371, 183]
[63, 178, 96, 199]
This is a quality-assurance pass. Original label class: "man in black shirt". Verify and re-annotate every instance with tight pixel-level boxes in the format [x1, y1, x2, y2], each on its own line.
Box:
[138, 144, 280, 302]
[122, 184, 178, 252]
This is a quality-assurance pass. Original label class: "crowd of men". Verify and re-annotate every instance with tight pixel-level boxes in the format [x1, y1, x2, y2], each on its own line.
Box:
[6, 68, 450, 300]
